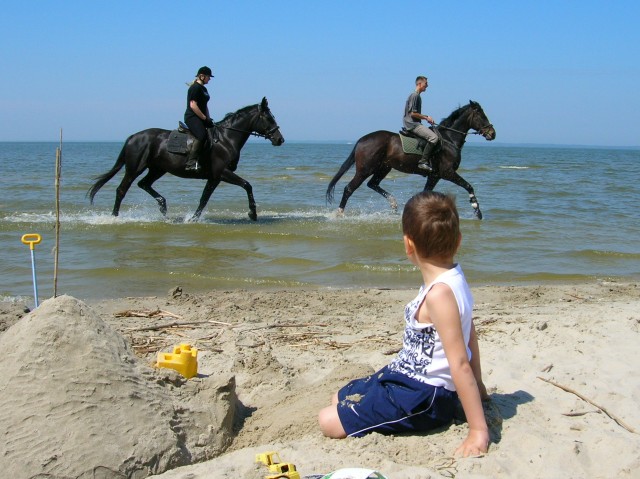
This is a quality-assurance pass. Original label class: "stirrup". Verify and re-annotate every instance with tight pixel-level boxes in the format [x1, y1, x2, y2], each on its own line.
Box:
[417, 159, 433, 172]
[185, 161, 200, 171]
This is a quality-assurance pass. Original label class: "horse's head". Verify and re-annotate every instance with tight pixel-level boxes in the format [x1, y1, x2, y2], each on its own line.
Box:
[254, 97, 285, 146]
[468, 101, 496, 141]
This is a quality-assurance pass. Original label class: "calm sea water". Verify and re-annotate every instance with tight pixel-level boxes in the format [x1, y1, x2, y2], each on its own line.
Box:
[1, 141, 639, 304]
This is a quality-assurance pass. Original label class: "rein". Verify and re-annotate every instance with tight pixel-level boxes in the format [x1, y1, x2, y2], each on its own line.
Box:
[215, 124, 280, 140]
[213, 106, 280, 141]
[433, 112, 493, 151]
[435, 122, 493, 137]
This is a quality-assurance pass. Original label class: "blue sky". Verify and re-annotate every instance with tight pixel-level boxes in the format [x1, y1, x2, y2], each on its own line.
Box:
[1, 1, 638, 146]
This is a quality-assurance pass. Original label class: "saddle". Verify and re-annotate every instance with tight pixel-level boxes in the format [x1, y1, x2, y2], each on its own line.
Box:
[167, 121, 218, 155]
[398, 127, 442, 156]
[399, 128, 427, 155]
[167, 123, 194, 155]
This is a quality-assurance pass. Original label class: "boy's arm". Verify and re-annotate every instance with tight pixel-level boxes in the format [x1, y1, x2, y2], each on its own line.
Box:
[468, 322, 489, 400]
[425, 285, 489, 457]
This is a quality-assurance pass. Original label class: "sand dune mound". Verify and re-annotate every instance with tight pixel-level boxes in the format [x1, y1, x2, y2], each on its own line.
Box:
[0, 295, 238, 479]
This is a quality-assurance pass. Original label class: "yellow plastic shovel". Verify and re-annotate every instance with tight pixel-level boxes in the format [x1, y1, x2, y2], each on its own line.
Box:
[21, 233, 42, 308]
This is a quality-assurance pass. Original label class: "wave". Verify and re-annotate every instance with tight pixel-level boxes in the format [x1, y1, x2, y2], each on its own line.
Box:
[0, 206, 402, 226]
[569, 249, 640, 260]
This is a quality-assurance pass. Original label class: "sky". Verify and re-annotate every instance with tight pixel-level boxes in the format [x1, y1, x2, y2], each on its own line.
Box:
[1, 1, 639, 146]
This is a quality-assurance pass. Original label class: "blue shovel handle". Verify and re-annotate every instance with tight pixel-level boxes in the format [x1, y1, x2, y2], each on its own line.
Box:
[21, 233, 42, 308]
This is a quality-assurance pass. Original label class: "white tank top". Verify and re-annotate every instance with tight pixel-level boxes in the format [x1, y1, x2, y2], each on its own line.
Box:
[389, 264, 473, 391]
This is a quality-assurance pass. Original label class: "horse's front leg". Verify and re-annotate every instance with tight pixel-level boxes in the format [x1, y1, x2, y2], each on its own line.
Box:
[423, 174, 440, 193]
[446, 172, 482, 219]
[190, 177, 221, 222]
[221, 169, 257, 221]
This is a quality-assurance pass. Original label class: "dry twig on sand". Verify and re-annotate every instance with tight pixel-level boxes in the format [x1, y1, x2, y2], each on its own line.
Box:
[537, 376, 638, 435]
[236, 322, 328, 332]
[126, 320, 217, 332]
[115, 308, 183, 319]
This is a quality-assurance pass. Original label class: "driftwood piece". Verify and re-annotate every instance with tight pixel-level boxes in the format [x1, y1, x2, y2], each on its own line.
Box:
[537, 376, 638, 435]
[126, 320, 215, 332]
[115, 308, 182, 319]
[236, 322, 328, 332]
[562, 410, 601, 417]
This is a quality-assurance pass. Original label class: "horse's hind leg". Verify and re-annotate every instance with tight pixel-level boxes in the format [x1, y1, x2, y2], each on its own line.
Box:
[137, 170, 168, 215]
[338, 172, 370, 213]
[366, 167, 396, 212]
[221, 169, 257, 221]
[191, 177, 222, 221]
[113, 172, 139, 216]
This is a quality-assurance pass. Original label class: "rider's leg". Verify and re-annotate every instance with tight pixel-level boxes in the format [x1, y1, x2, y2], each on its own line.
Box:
[418, 141, 436, 172]
[185, 118, 208, 172]
[185, 138, 202, 171]
[412, 125, 438, 172]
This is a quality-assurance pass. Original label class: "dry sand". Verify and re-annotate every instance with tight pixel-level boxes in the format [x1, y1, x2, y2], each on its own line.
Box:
[1, 281, 639, 478]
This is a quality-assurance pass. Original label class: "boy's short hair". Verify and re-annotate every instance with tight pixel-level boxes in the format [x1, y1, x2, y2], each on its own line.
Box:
[415, 75, 428, 84]
[402, 191, 460, 259]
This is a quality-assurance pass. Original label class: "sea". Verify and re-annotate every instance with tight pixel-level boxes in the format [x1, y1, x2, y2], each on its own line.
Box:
[1, 141, 639, 305]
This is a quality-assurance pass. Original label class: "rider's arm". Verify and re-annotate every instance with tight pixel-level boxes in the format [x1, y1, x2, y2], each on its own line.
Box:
[411, 112, 434, 124]
[189, 100, 207, 121]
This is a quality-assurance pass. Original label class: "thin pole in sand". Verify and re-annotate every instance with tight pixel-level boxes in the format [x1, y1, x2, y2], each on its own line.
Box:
[53, 128, 62, 297]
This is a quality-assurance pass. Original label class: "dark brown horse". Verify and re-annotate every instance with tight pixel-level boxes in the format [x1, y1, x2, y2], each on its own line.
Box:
[88, 97, 284, 221]
[326, 101, 495, 219]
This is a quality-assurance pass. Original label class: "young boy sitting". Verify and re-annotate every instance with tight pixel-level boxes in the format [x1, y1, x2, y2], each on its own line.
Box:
[318, 191, 490, 457]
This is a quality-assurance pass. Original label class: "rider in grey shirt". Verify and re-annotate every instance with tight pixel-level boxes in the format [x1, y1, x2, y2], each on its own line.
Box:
[403, 76, 439, 172]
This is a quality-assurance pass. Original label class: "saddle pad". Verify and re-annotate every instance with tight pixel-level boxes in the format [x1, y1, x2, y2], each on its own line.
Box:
[167, 130, 189, 155]
[399, 134, 425, 155]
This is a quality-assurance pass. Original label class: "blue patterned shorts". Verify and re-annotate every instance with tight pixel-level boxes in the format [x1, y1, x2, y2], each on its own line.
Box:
[336, 366, 457, 437]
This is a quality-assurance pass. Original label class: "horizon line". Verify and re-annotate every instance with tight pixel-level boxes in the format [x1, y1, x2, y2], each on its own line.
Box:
[1, 139, 638, 150]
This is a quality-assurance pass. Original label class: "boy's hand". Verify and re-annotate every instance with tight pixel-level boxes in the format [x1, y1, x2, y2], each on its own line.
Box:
[454, 428, 489, 458]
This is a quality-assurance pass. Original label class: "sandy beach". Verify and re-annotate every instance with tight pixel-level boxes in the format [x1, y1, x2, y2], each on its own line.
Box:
[1, 281, 639, 478]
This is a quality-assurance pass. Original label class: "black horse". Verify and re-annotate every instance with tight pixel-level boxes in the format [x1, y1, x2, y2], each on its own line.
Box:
[88, 97, 284, 221]
[326, 101, 495, 219]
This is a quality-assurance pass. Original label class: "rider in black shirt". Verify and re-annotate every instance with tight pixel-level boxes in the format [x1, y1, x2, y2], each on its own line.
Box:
[184, 66, 214, 171]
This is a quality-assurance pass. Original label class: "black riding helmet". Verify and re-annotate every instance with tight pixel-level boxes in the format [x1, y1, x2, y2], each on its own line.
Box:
[197, 66, 213, 77]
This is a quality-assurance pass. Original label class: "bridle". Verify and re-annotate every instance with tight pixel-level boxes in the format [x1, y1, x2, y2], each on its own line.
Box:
[434, 108, 493, 138]
[213, 106, 281, 141]
[436, 121, 494, 137]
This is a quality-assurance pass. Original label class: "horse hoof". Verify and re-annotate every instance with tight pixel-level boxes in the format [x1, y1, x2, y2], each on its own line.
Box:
[336, 208, 345, 217]
[248, 212, 258, 221]
[475, 210, 483, 220]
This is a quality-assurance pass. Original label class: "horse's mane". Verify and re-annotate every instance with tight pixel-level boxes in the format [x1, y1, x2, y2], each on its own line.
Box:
[218, 104, 258, 125]
[439, 103, 471, 128]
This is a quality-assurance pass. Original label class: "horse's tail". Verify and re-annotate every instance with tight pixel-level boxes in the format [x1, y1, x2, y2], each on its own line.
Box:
[86, 141, 128, 204]
[326, 145, 356, 204]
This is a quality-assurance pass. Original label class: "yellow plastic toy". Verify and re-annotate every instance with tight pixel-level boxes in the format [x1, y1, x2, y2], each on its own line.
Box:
[156, 343, 198, 378]
[256, 452, 282, 469]
[256, 451, 301, 479]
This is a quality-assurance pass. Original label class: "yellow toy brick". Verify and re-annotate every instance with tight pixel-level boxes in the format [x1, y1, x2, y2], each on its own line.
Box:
[156, 343, 198, 378]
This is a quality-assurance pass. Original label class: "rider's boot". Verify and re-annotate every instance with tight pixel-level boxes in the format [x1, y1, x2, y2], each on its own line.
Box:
[417, 142, 435, 172]
[185, 138, 202, 171]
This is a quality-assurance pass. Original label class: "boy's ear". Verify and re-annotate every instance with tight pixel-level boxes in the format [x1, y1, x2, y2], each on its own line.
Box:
[404, 235, 415, 255]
